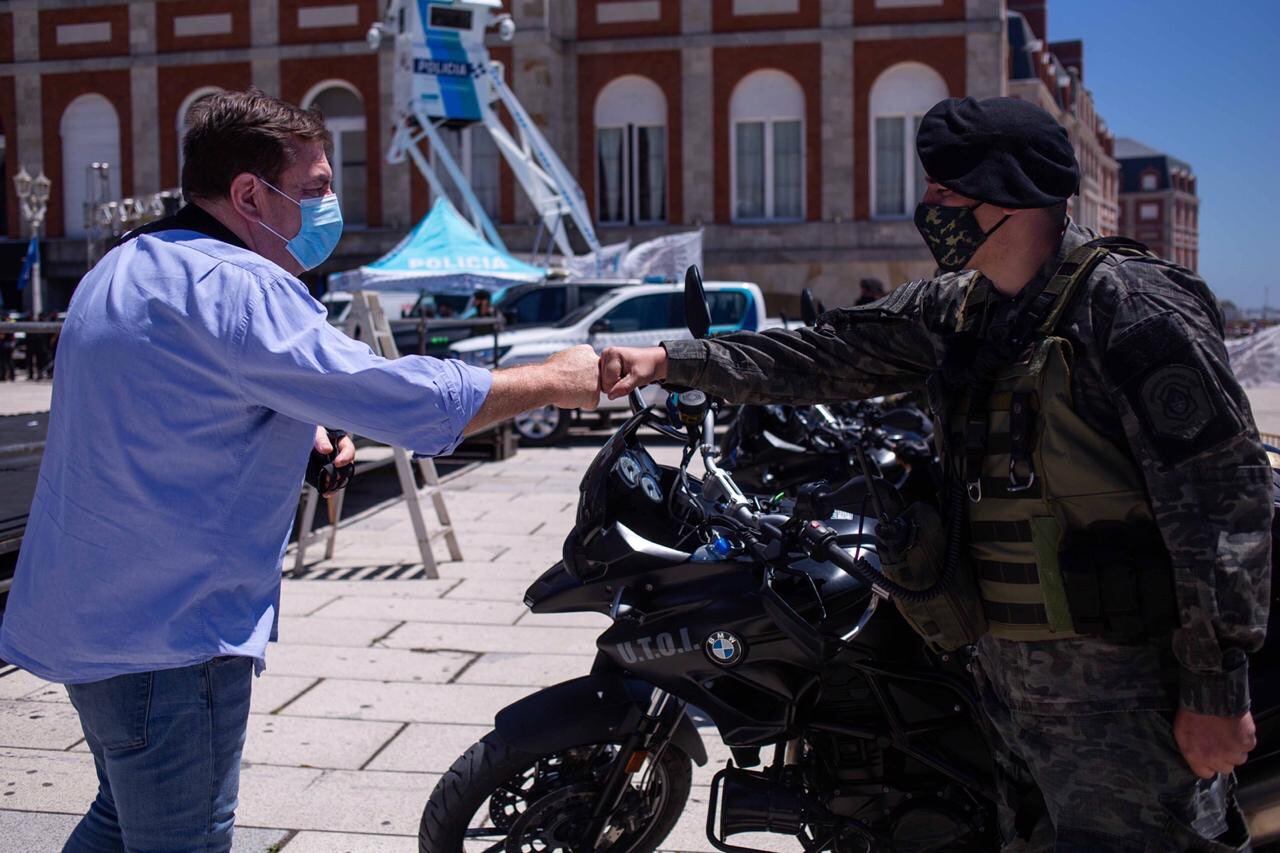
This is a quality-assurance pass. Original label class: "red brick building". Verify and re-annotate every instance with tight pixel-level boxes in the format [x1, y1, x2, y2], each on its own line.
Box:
[1115, 138, 1199, 271]
[1006, 0, 1118, 236]
[1, 0, 1177, 314]
[0, 0, 1017, 310]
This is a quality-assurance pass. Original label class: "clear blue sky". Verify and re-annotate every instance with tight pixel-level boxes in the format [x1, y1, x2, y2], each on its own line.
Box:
[1048, 1, 1279, 309]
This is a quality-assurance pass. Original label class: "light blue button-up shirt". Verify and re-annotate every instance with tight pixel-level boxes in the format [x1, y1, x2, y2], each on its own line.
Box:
[0, 220, 492, 683]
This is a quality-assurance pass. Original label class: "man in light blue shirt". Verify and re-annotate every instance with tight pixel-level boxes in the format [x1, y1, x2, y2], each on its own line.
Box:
[0, 90, 599, 851]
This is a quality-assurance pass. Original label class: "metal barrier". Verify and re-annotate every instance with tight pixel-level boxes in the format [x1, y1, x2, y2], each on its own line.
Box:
[406, 315, 502, 363]
[0, 321, 63, 381]
[2, 322, 62, 334]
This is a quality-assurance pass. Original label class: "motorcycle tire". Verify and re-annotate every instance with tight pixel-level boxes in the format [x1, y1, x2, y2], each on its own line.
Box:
[419, 730, 693, 853]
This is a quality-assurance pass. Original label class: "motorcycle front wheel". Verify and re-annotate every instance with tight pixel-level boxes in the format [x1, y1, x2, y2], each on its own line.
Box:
[419, 730, 692, 853]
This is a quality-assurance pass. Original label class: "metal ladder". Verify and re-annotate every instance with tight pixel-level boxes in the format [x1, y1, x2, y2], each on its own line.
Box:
[292, 291, 462, 577]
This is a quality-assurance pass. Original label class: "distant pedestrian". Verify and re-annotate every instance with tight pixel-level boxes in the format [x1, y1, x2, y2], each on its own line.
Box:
[855, 277, 886, 306]
[25, 327, 47, 380]
[43, 312, 60, 378]
[0, 326, 15, 381]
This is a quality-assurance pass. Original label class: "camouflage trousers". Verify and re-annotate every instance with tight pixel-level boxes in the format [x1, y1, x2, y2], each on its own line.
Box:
[974, 635, 1251, 852]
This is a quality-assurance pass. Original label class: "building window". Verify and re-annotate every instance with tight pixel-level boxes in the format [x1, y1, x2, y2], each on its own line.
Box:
[177, 87, 223, 186]
[1139, 202, 1160, 222]
[733, 0, 800, 14]
[729, 69, 804, 222]
[869, 62, 947, 218]
[61, 93, 122, 237]
[433, 125, 501, 221]
[0, 121, 7, 237]
[596, 1, 662, 24]
[470, 129, 501, 220]
[302, 82, 367, 227]
[594, 75, 668, 226]
[1141, 170, 1158, 191]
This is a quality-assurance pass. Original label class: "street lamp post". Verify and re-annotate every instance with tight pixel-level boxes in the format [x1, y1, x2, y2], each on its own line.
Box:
[13, 165, 52, 318]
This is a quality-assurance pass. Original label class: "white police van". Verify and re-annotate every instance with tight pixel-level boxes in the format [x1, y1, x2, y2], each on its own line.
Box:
[449, 281, 772, 445]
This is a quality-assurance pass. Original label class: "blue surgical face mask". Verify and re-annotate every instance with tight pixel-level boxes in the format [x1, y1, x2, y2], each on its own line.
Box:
[255, 177, 343, 271]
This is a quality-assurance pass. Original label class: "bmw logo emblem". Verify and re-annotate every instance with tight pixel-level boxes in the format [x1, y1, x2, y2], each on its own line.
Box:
[705, 631, 744, 667]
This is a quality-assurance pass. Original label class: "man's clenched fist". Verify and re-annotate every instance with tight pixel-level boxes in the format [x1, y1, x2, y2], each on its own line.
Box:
[599, 346, 669, 399]
[546, 344, 604, 411]
[1175, 708, 1256, 779]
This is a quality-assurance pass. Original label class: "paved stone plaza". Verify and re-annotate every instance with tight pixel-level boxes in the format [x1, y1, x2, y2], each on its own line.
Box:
[0, 382, 745, 852]
[3, 377, 1280, 851]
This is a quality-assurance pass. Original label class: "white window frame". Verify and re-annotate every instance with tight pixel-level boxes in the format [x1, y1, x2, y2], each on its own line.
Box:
[595, 125, 629, 225]
[729, 69, 805, 224]
[870, 113, 926, 220]
[431, 125, 502, 221]
[466, 125, 502, 222]
[0, 130, 6, 236]
[730, 117, 804, 223]
[301, 80, 367, 227]
[1141, 171, 1159, 191]
[1139, 202, 1160, 222]
[327, 114, 365, 219]
[869, 62, 948, 220]
[594, 123, 667, 226]
[630, 124, 667, 225]
[594, 75, 668, 227]
[176, 86, 223, 183]
[61, 93, 122, 238]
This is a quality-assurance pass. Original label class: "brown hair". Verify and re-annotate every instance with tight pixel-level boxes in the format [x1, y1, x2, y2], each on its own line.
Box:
[181, 88, 332, 201]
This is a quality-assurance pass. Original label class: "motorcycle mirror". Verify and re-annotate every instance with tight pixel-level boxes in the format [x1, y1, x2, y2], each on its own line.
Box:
[800, 289, 818, 326]
[683, 265, 712, 340]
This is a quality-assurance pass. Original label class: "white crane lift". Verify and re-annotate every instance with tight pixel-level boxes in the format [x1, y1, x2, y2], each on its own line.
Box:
[367, 0, 601, 262]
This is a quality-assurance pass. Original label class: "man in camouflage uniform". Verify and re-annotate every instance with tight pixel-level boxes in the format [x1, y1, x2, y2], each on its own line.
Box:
[599, 96, 1270, 850]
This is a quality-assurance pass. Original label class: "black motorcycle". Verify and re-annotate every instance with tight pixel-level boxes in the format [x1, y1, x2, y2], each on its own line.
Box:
[723, 290, 934, 506]
[419, 269, 1280, 852]
[719, 399, 934, 506]
[419, 270, 996, 851]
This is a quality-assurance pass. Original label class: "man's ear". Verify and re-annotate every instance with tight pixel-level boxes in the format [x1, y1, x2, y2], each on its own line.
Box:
[227, 173, 262, 222]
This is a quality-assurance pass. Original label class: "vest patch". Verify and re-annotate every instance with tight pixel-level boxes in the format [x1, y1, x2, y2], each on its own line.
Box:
[1140, 364, 1214, 441]
[1104, 311, 1240, 465]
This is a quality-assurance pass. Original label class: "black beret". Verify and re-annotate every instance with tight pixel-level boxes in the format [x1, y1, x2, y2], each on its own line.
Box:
[915, 96, 1080, 209]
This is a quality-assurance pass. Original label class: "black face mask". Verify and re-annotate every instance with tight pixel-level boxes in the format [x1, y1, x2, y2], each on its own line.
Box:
[913, 202, 1011, 272]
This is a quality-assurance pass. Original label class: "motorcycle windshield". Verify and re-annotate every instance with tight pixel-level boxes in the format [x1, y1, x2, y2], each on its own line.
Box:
[575, 407, 648, 535]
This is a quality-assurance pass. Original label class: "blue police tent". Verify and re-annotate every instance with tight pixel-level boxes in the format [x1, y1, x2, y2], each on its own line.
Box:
[327, 197, 546, 295]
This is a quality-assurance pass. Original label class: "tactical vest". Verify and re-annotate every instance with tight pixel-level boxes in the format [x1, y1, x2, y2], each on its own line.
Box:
[938, 241, 1177, 643]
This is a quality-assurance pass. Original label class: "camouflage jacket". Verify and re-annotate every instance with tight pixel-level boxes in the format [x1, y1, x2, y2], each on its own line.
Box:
[664, 222, 1272, 717]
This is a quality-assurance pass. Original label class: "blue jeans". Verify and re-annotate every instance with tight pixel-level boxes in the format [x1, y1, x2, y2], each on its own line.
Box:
[62, 656, 253, 852]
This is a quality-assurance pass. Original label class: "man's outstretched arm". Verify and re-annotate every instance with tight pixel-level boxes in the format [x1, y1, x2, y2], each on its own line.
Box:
[602, 278, 955, 405]
[465, 345, 601, 435]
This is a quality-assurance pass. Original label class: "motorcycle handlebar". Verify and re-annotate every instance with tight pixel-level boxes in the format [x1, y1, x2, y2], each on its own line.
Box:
[797, 521, 890, 598]
[656, 394, 900, 643]
[652, 390, 945, 606]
